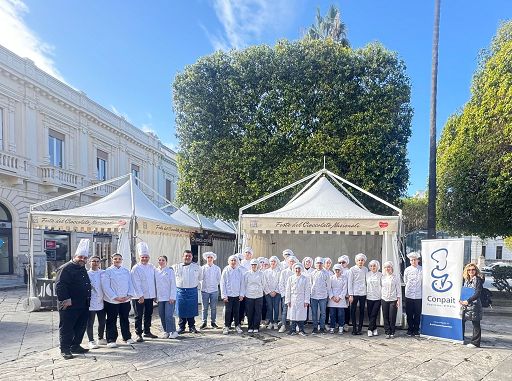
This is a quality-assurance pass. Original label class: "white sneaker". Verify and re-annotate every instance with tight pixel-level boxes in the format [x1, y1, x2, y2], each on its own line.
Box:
[107, 342, 118, 348]
[467, 343, 477, 348]
[88, 341, 99, 349]
[329, 328, 334, 334]
[161, 332, 170, 339]
[253, 329, 259, 333]
[247, 329, 254, 333]
[278, 326, 286, 333]
[97, 339, 107, 345]
[222, 327, 229, 335]
[338, 329, 344, 335]
[169, 331, 179, 339]
[390, 334, 395, 339]
[125, 338, 136, 344]
[235, 325, 243, 334]
[373, 329, 378, 336]
[367, 330, 373, 337]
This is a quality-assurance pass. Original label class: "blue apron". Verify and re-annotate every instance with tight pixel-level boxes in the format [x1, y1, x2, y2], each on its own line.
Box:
[175, 287, 198, 318]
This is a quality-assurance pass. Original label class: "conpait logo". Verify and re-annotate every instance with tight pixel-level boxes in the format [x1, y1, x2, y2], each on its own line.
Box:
[430, 248, 453, 293]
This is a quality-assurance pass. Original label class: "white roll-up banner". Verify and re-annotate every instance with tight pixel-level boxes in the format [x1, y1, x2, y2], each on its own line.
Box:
[421, 239, 464, 342]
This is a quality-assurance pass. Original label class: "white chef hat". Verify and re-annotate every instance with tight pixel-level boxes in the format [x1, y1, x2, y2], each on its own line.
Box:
[333, 264, 343, 271]
[302, 256, 313, 266]
[407, 251, 421, 260]
[368, 259, 380, 270]
[136, 241, 149, 257]
[293, 263, 303, 270]
[314, 256, 324, 264]
[269, 256, 280, 263]
[203, 251, 217, 260]
[250, 258, 259, 265]
[243, 247, 254, 255]
[288, 256, 298, 264]
[324, 257, 332, 264]
[228, 254, 238, 263]
[355, 253, 367, 262]
[75, 239, 90, 257]
[383, 261, 394, 269]
[282, 249, 294, 257]
[338, 255, 350, 265]
[260, 257, 269, 265]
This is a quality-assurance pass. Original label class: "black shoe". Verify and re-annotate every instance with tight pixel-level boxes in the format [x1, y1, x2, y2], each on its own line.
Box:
[70, 346, 89, 354]
[136, 335, 144, 342]
[287, 331, 293, 335]
[319, 328, 326, 334]
[189, 327, 198, 333]
[312, 328, 318, 335]
[406, 331, 413, 336]
[351, 331, 357, 335]
[61, 351, 74, 360]
[177, 327, 185, 334]
[200, 322, 207, 329]
[211, 323, 219, 329]
[355, 331, 362, 335]
[143, 332, 158, 338]
[413, 331, 420, 336]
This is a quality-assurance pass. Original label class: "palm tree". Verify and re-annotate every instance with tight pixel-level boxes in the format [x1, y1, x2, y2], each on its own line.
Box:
[305, 5, 349, 47]
[427, 0, 441, 239]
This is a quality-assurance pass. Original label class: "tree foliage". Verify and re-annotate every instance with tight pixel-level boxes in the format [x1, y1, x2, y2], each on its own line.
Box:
[173, 39, 412, 220]
[304, 5, 350, 47]
[437, 21, 512, 237]
[492, 266, 512, 295]
[401, 196, 428, 234]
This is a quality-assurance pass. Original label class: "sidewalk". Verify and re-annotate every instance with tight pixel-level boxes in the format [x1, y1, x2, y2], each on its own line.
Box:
[1, 288, 511, 380]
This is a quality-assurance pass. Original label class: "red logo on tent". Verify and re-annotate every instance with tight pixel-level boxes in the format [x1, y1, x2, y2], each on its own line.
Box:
[118, 220, 127, 226]
[379, 221, 388, 228]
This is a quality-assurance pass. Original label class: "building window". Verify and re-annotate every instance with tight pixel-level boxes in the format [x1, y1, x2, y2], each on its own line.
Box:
[0, 108, 3, 149]
[96, 150, 108, 181]
[131, 164, 140, 185]
[481, 246, 486, 258]
[48, 129, 64, 168]
[166, 179, 173, 201]
[496, 246, 503, 260]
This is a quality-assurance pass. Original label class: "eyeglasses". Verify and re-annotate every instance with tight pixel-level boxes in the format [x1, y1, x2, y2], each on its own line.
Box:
[468, 268, 477, 272]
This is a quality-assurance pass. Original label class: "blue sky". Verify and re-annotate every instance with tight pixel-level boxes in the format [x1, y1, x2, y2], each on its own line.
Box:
[1, 0, 510, 195]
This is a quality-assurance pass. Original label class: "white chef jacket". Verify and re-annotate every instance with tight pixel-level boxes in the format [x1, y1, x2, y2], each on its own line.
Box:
[155, 266, 177, 302]
[310, 269, 331, 299]
[242, 270, 265, 299]
[173, 262, 202, 288]
[328, 274, 348, 308]
[88, 269, 104, 311]
[404, 265, 422, 299]
[366, 271, 383, 301]
[263, 267, 281, 294]
[220, 265, 245, 299]
[285, 274, 311, 321]
[348, 265, 368, 296]
[381, 273, 401, 302]
[131, 263, 156, 299]
[200, 263, 221, 293]
[278, 268, 293, 296]
[101, 265, 136, 304]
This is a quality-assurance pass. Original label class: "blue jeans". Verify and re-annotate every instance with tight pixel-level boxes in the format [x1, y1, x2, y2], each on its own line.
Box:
[290, 320, 305, 333]
[201, 291, 218, 324]
[329, 307, 345, 328]
[158, 301, 176, 333]
[280, 296, 288, 326]
[265, 293, 281, 323]
[311, 298, 328, 329]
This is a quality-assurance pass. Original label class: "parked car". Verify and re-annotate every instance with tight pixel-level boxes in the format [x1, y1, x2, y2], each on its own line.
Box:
[481, 262, 512, 273]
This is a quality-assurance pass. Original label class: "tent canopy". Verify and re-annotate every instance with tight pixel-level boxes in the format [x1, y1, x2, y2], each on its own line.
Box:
[242, 176, 399, 235]
[31, 177, 197, 236]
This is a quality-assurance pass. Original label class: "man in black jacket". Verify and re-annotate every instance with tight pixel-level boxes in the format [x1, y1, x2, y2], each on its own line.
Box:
[55, 239, 92, 359]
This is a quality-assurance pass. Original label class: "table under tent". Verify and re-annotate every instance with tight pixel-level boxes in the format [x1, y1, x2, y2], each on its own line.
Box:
[23, 174, 198, 311]
[238, 168, 404, 325]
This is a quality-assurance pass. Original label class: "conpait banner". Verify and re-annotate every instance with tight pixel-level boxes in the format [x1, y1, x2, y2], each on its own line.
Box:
[420, 239, 464, 342]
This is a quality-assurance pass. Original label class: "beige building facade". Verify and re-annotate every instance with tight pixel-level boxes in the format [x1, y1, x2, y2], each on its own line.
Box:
[0, 44, 179, 279]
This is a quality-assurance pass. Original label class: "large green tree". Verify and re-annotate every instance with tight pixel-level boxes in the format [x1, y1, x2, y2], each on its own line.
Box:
[437, 21, 512, 237]
[173, 39, 412, 220]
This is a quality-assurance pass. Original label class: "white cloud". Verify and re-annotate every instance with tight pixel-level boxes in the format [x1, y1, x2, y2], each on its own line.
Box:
[0, 0, 64, 81]
[208, 0, 297, 50]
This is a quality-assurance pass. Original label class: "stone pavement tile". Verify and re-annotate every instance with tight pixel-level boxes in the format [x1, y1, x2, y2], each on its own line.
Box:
[81, 376, 132, 381]
[127, 364, 189, 381]
[78, 363, 137, 381]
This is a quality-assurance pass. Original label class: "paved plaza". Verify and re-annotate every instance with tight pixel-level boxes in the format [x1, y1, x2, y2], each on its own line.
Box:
[1, 288, 511, 381]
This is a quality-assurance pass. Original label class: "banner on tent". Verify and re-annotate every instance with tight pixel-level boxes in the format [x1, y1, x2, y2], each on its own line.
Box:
[421, 239, 464, 342]
[31, 214, 128, 232]
[241, 217, 398, 234]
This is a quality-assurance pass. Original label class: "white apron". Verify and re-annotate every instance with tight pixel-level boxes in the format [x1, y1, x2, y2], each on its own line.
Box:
[285, 274, 311, 321]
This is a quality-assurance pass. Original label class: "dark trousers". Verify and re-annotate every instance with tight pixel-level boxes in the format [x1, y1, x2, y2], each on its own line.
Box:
[405, 297, 422, 334]
[367, 299, 381, 331]
[104, 301, 132, 342]
[238, 298, 246, 325]
[178, 317, 196, 330]
[86, 309, 106, 341]
[261, 295, 267, 321]
[382, 300, 398, 335]
[132, 298, 154, 335]
[463, 319, 481, 347]
[350, 295, 366, 333]
[290, 320, 305, 333]
[329, 307, 345, 328]
[344, 306, 350, 325]
[245, 297, 263, 330]
[225, 296, 240, 328]
[59, 307, 89, 352]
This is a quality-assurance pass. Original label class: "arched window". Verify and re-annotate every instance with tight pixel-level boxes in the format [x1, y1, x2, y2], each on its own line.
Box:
[0, 202, 13, 274]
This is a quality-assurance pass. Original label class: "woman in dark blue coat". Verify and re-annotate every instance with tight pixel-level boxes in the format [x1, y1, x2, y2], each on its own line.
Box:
[459, 263, 483, 348]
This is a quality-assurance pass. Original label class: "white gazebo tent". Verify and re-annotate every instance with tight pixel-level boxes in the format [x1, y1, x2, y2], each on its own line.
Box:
[239, 168, 404, 324]
[24, 174, 198, 311]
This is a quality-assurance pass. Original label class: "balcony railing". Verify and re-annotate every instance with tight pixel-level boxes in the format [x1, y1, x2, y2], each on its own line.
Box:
[39, 166, 84, 188]
[0, 151, 28, 174]
[88, 179, 118, 197]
